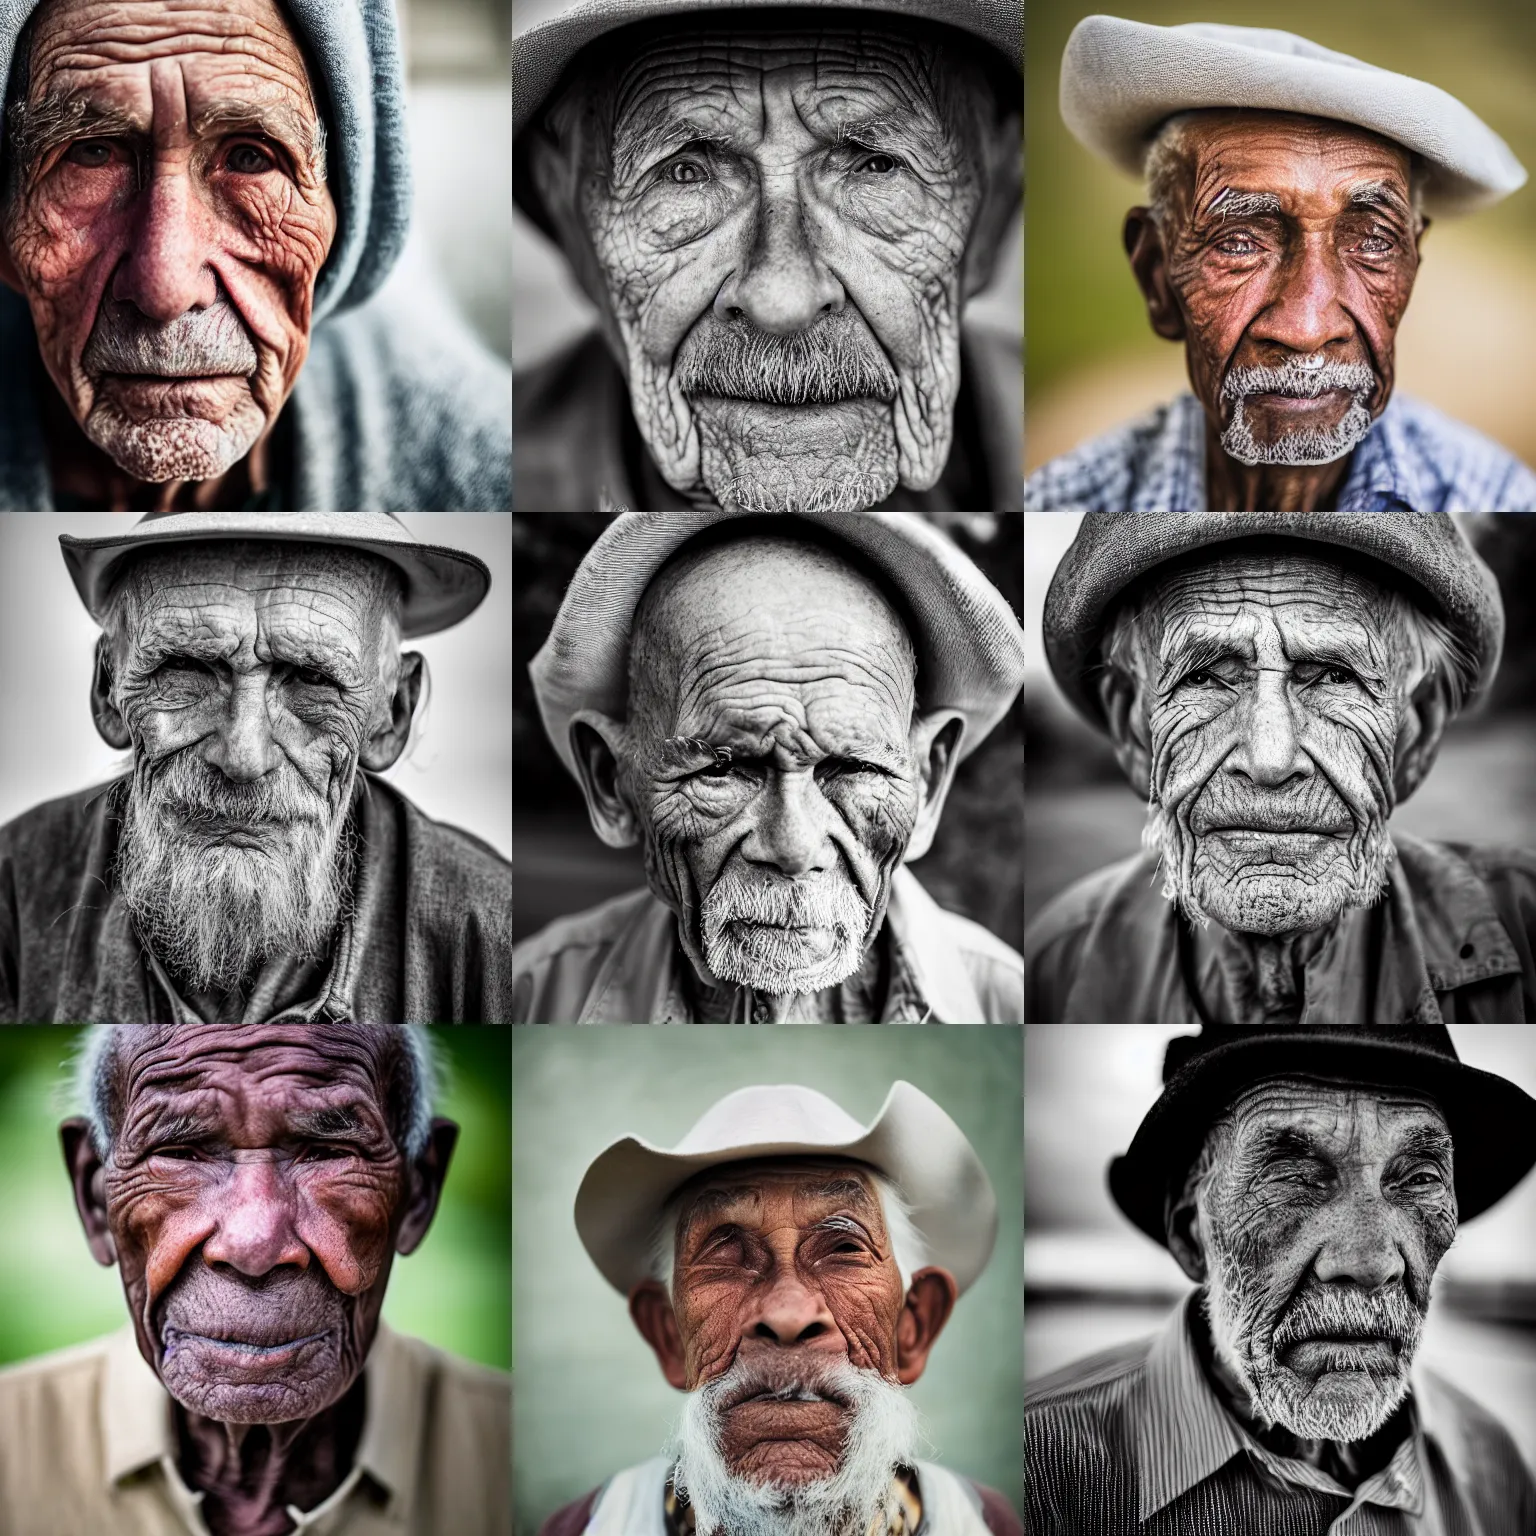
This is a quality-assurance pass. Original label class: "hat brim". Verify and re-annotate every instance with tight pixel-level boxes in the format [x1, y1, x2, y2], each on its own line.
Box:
[1109, 1033, 1536, 1249]
[575, 1080, 999, 1296]
[1043, 512, 1504, 744]
[59, 514, 491, 639]
[529, 510, 1025, 782]
[1060, 16, 1526, 218]
[514, 0, 1021, 240]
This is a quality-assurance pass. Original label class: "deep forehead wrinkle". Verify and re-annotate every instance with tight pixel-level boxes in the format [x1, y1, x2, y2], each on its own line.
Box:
[609, 29, 952, 181]
[678, 1160, 878, 1222]
[1226, 1075, 1449, 1152]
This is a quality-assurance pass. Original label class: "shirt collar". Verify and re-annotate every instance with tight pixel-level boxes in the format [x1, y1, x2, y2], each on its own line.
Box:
[1132, 393, 1207, 512]
[102, 1319, 416, 1522]
[1336, 397, 1427, 511]
[1136, 1294, 1441, 1524]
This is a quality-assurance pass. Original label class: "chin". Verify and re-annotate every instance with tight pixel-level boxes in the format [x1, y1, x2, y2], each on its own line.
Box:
[84, 395, 265, 482]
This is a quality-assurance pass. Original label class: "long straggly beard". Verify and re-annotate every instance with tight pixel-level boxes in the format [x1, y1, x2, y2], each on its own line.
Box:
[701, 873, 873, 996]
[1204, 1237, 1424, 1442]
[671, 1358, 921, 1536]
[112, 753, 357, 994]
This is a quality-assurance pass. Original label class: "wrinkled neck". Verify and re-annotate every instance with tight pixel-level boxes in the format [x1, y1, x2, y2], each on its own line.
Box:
[1200, 922, 1336, 1024]
[175, 1376, 364, 1536]
[1203, 429, 1353, 512]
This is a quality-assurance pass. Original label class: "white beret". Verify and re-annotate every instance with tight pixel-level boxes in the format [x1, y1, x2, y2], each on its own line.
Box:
[1060, 15, 1527, 217]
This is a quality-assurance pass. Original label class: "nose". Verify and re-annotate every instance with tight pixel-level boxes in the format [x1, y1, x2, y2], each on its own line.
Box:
[203, 672, 282, 783]
[1312, 1185, 1407, 1293]
[1247, 232, 1355, 358]
[112, 169, 220, 324]
[200, 1161, 310, 1277]
[713, 174, 845, 334]
[1226, 670, 1314, 790]
[748, 1267, 837, 1348]
[741, 770, 836, 877]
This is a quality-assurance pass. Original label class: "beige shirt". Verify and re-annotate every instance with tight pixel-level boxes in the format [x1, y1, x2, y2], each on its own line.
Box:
[0, 1322, 510, 1536]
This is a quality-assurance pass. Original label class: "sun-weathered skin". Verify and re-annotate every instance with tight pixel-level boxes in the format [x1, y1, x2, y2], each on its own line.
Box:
[0, 0, 336, 507]
[570, 536, 962, 1021]
[1174, 1077, 1455, 1482]
[1125, 111, 1422, 511]
[63, 1023, 455, 1536]
[527, 21, 1012, 511]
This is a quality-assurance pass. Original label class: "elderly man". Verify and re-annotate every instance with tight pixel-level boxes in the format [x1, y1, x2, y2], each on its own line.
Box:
[0, 1022, 510, 1535]
[1026, 513, 1536, 1023]
[0, 0, 509, 510]
[1026, 1024, 1536, 1532]
[512, 0, 1023, 513]
[0, 512, 513, 1023]
[514, 512, 1026, 1023]
[542, 1079, 1020, 1535]
[1025, 18, 1536, 511]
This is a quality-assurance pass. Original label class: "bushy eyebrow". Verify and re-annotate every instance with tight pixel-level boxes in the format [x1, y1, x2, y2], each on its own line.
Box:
[1246, 1122, 1453, 1166]
[1348, 180, 1412, 220]
[1156, 625, 1380, 689]
[1204, 188, 1283, 220]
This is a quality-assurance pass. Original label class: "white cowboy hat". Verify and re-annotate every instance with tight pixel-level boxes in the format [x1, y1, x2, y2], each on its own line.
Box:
[575, 1080, 999, 1296]
[59, 512, 492, 639]
[529, 510, 1025, 790]
[1060, 15, 1527, 217]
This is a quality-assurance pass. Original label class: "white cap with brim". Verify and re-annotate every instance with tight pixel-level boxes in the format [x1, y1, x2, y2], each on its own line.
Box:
[574, 1080, 999, 1296]
[1060, 15, 1527, 218]
[59, 512, 492, 640]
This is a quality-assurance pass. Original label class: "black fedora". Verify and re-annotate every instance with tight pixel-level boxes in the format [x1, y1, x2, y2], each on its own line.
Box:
[1109, 1025, 1536, 1249]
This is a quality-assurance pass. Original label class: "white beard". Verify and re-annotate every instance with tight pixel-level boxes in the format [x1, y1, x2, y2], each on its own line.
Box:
[701, 872, 872, 997]
[670, 1358, 921, 1536]
[113, 752, 356, 994]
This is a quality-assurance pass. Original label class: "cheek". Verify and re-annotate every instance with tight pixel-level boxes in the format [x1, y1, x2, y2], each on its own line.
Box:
[108, 1168, 216, 1302]
[294, 1168, 400, 1295]
[824, 777, 917, 882]
[820, 1272, 902, 1373]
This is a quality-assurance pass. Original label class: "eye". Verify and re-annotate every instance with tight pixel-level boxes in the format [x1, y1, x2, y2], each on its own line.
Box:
[853, 152, 901, 175]
[299, 1143, 355, 1161]
[152, 1146, 202, 1161]
[1179, 668, 1225, 689]
[664, 157, 710, 186]
[289, 665, 334, 688]
[1215, 234, 1261, 256]
[225, 142, 276, 175]
[1314, 666, 1357, 687]
[1356, 235, 1395, 255]
[64, 140, 116, 169]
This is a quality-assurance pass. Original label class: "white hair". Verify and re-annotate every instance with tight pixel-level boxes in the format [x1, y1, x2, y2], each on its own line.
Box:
[648, 1166, 929, 1297]
[68, 1025, 442, 1162]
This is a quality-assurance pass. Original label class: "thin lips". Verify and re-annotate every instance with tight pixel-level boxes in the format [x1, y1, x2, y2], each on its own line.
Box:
[165, 1324, 328, 1352]
[722, 1379, 849, 1412]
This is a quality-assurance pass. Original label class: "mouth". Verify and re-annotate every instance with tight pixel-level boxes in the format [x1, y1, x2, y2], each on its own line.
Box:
[1280, 1333, 1401, 1371]
[1240, 387, 1355, 412]
[723, 1382, 851, 1413]
[688, 393, 894, 412]
[162, 1327, 329, 1369]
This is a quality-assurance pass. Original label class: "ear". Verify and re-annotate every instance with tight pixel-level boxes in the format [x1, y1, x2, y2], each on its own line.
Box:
[894, 1267, 958, 1385]
[959, 105, 1022, 304]
[90, 637, 131, 751]
[1098, 664, 1151, 791]
[1124, 207, 1185, 342]
[60, 1118, 117, 1268]
[570, 710, 639, 848]
[1393, 672, 1452, 803]
[395, 1117, 458, 1256]
[629, 1279, 689, 1390]
[1166, 1182, 1207, 1286]
[359, 651, 424, 772]
[903, 711, 965, 861]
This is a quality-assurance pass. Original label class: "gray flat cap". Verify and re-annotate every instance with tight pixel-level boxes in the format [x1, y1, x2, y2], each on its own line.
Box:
[1044, 512, 1504, 731]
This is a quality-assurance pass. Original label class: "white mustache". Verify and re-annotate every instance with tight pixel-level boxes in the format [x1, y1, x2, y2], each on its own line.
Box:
[1222, 357, 1376, 401]
[83, 298, 259, 378]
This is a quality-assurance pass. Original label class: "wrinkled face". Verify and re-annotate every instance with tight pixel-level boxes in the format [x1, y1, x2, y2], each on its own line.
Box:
[1, 0, 337, 484]
[107, 542, 403, 991]
[617, 538, 928, 994]
[668, 1162, 913, 1484]
[1118, 551, 1422, 937]
[1195, 1076, 1455, 1442]
[1156, 112, 1420, 468]
[100, 1024, 417, 1423]
[545, 21, 997, 512]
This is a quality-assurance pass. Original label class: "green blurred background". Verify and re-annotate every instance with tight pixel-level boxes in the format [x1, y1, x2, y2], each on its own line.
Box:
[0, 1027, 510, 1373]
[512, 1026, 1024, 1536]
[1026, 0, 1536, 472]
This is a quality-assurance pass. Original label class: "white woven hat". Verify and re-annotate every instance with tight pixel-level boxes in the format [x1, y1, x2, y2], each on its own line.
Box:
[529, 511, 1025, 793]
[575, 1080, 999, 1296]
[1060, 15, 1527, 217]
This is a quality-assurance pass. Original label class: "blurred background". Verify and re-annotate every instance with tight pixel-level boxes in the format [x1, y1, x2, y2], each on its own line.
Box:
[1024, 1024, 1536, 1477]
[512, 1025, 1024, 1535]
[511, 0, 1021, 372]
[1023, 511, 1536, 925]
[513, 513, 1024, 953]
[393, 0, 511, 361]
[0, 1025, 510, 1372]
[1025, 0, 1536, 474]
[0, 512, 512, 862]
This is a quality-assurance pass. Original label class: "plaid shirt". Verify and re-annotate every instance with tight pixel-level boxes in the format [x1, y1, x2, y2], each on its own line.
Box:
[1024, 391, 1536, 511]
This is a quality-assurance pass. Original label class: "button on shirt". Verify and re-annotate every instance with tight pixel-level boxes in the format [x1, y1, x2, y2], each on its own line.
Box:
[1023, 392, 1536, 511]
[0, 1323, 511, 1536]
[1025, 1294, 1536, 1535]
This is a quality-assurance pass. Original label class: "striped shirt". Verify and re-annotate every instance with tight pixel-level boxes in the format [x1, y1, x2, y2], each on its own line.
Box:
[1024, 1293, 1536, 1534]
[1023, 392, 1536, 511]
